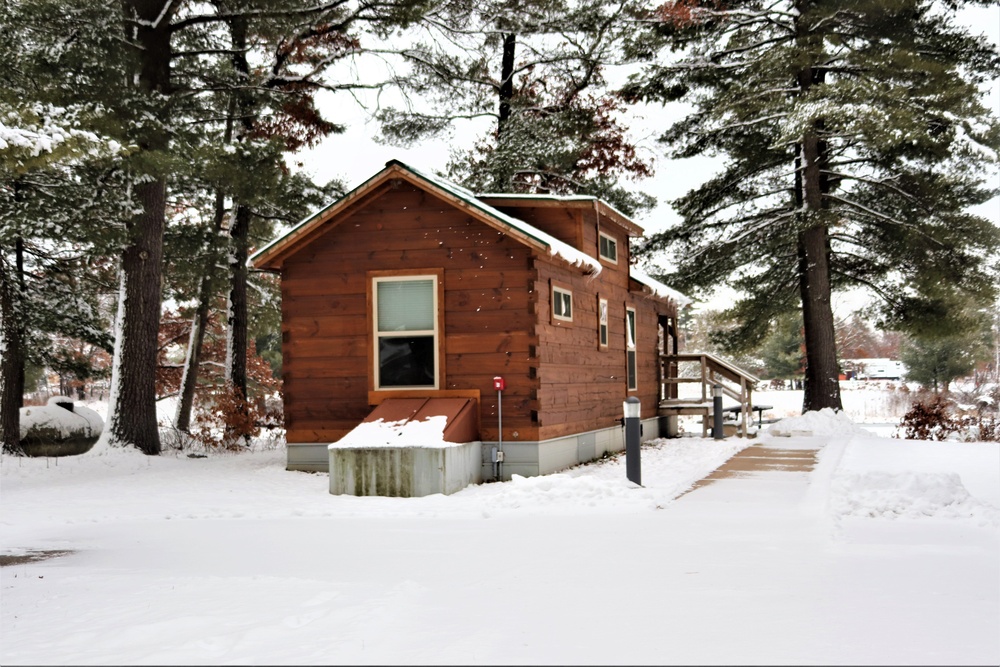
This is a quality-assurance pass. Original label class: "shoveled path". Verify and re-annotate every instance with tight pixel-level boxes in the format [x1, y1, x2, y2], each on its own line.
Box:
[679, 439, 820, 498]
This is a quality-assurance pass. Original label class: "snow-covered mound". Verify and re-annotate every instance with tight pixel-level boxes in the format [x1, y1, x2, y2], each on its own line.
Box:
[19, 396, 104, 441]
[830, 471, 1000, 526]
[329, 416, 453, 448]
[764, 407, 870, 438]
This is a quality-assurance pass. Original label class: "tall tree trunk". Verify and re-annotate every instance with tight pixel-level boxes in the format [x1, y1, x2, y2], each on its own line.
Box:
[796, 125, 843, 412]
[108, 179, 167, 454]
[798, 222, 842, 411]
[105, 0, 174, 454]
[794, 6, 843, 413]
[174, 191, 227, 433]
[225, 12, 253, 403]
[226, 202, 250, 398]
[498, 32, 516, 136]
[175, 75, 239, 433]
[0, 239, 26, 453]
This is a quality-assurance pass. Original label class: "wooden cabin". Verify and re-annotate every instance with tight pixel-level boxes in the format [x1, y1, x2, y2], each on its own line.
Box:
[250, 160, 693, 479]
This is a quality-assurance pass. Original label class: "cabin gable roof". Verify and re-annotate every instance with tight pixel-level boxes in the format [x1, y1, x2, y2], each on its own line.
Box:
[476, 194, 644, 238]
[250, 160, 601, 274]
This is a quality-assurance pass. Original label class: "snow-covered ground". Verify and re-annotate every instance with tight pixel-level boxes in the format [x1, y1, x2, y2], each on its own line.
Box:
[2, 387, 998, 665]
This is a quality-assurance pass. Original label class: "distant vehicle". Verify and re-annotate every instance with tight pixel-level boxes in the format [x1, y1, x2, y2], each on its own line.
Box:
[844, 358, 907, 381]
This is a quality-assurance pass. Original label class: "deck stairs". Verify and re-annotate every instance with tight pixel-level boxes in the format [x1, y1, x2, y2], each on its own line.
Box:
[658, 352, 761, 437]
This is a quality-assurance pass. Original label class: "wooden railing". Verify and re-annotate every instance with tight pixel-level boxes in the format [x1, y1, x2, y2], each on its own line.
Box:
[658, 352, 761, 436]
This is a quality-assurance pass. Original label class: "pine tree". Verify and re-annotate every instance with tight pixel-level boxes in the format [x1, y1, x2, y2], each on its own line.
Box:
[1, 2, 128, 453]
[378, 0, 656, 213]
[758, 312, 806, 382]
[167, 2, 385, 434]
[901, 320, 992, 393]
[623, 0, 1000, 412]
[898, 291, 993, 392]
[5, 0, 429, 454]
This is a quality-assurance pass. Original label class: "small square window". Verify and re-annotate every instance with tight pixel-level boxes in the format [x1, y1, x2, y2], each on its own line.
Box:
[599, 232, 618, 264]
[552, 286, 573, 322]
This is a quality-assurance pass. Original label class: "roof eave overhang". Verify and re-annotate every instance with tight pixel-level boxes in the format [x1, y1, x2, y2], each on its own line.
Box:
[250, 161, 599, 276]
[476, 195, 645, 237]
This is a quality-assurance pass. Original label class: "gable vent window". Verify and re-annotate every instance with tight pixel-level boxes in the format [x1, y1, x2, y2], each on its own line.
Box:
[599, 232, 618, 264]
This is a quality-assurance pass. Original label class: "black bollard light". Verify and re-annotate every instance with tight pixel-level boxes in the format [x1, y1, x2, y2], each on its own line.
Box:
[623, 396, 641, 485]
[712, 383, 724, 440]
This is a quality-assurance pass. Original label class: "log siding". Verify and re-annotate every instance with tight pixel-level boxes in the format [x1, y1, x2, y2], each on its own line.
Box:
[253, 161, 685, 472]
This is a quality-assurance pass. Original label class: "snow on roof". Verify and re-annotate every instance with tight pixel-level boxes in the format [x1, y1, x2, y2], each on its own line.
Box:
[476, 192, 643, 236]
[477, 192, 599, 201]
[250, 160, 602, 275]
[329, 416, 455, 449]
[19, 396, 104, 440]
[477, 191, 631, 221]
[395, 161, 602, 275]
[630, 267, 691, 307]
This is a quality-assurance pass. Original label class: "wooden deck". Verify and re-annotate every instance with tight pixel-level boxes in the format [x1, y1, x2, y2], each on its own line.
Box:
[658, 352, 761, 437]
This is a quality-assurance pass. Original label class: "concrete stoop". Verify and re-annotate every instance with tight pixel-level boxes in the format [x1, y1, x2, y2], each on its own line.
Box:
[680, 444, 819, 497]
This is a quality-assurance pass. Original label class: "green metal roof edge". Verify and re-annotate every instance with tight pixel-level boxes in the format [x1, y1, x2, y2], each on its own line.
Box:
[251, 159, 602, 274]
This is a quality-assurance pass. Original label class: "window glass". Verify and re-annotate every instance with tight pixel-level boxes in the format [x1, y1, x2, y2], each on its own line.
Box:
[599, 298, 608, 346]
[599, 233, 618, 262]
[553, 286, 572, 321]
[374, 276, 437, 388]
[626, 308, 637, 390]
[377, 279, 434, 331]
[378, 336, 435, 387]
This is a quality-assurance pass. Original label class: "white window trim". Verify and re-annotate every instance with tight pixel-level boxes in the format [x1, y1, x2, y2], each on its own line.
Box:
[598, 231, 618, 264]
[372, 274, 440, 390]
[552, 285, 573, 322]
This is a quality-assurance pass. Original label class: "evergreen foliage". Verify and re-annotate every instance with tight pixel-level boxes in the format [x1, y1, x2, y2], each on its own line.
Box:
[1, 0, 131, 452]
[623, 0, 1000, 411]
[2, 0, 425, 454]
[758, 312, 806, 381]
[900, 307, 993, 392]
[377, 0, 656, 214]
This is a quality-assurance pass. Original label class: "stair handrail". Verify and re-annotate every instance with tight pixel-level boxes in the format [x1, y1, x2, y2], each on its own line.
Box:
[660, 351, 760, 436]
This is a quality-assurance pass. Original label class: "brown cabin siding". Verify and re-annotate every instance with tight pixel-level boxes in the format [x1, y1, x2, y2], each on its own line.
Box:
[271, 172, 678, 450]
[280, 183, 541, 443]
[531, 258, 667, 441]
[490, 205, 584, 252]
[517, 200, 669, 441]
